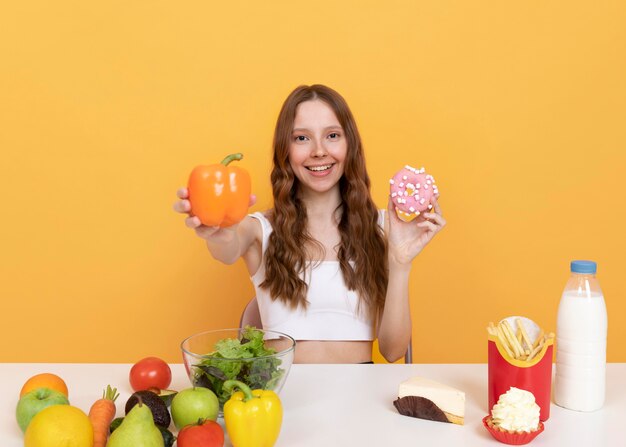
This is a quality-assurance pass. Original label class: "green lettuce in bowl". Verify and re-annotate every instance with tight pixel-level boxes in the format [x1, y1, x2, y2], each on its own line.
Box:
[181, 327, 295, 408]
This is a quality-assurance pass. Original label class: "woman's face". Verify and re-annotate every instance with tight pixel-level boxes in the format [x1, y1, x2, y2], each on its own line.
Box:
[288, 99, 347, 195]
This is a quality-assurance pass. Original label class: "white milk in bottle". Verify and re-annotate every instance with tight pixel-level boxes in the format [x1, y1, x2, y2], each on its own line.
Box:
[554, 260, 608, 411]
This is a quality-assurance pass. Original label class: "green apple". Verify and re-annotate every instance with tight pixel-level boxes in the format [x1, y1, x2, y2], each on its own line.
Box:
[16, 387, 69, 432]
[171, 387, 219, 429]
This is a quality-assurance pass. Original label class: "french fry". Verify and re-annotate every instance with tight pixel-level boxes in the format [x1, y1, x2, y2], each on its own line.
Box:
[502, 320, 525, 359]
[519, 332, 530, 355]
[516, 318, 534, 353]
[499, 323, 516, 358]
[533, 329, 545, 349]
[530, 334, 548, 360]
[495, 325, 515, 359]
[526, 343, 543, 362]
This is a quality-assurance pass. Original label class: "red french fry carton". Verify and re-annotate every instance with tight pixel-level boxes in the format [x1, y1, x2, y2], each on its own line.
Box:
[488, 317, 554, 422]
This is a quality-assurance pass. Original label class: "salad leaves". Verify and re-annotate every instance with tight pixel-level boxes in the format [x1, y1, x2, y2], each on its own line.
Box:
[192, 326, 285, 405]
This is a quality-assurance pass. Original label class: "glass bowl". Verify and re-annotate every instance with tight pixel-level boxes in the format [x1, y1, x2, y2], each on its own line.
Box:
[181, 327, 295, 412]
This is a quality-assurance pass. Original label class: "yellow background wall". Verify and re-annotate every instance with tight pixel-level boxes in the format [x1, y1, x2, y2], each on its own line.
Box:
[1, 1, 624, 364]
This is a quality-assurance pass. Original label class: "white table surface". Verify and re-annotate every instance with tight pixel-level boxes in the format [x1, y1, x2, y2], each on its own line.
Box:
[2, 363, 624, 446]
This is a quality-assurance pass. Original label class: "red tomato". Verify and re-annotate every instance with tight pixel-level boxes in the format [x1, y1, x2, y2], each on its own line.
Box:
[129, 357, 172, 391]
[177, 419, 224, 447]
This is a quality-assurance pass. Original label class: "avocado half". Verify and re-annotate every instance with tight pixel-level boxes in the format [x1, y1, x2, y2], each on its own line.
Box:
[147, 387, 178, 407]
[125, 390, 171, 428]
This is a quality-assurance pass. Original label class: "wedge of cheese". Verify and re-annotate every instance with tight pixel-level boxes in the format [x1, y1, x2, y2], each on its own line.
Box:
[393, 376, 465, 425]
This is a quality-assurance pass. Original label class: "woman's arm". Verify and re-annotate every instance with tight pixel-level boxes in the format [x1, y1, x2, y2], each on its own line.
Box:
[202, 216, 260, 265]
[377, 260, 413, 362]
[173, 187, 261, 267]
[377, 197, 446, 362]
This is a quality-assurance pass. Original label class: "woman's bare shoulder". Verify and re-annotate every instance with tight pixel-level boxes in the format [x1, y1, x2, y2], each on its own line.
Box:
[242, 209, 275, 241]
[240, 209, 273, 275]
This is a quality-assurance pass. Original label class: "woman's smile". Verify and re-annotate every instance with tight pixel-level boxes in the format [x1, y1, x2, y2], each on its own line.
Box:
[306, 163, 336, 176]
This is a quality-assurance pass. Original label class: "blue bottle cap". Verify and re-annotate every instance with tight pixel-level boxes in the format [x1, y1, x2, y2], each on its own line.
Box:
[571, 260, 597, 274]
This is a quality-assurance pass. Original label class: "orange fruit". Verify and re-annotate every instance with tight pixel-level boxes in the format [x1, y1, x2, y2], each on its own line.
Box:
[20, 373, 69, 398]
[24, 405, 93, 447]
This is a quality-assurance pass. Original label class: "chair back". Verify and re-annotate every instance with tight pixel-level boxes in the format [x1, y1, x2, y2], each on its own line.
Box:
[239, 297, 263, 329]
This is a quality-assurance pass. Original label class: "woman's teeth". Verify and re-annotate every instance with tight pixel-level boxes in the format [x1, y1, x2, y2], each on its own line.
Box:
[307, 164, 333, 172]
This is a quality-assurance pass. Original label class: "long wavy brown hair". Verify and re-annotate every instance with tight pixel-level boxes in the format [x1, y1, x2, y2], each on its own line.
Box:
[260, 84, 388, 319]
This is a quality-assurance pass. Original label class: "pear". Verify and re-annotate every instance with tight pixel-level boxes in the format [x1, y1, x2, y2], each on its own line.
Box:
[107, 398, 164, 447]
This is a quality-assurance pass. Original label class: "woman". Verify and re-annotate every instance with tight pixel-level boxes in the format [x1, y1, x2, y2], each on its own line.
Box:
[174, 84, 446, 363]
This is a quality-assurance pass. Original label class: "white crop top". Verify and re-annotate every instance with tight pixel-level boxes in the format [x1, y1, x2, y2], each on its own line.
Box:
[249, 211, 385, 341]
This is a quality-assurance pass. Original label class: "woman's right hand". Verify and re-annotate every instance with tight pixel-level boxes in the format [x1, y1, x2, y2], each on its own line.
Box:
[172, 187, 256, 244]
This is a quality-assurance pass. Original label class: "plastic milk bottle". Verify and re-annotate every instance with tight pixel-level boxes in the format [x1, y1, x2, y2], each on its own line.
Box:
[554, 260, 608, 411]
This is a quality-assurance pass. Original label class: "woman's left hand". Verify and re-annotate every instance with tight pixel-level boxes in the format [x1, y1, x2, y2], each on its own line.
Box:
[387, 196, 446, 266]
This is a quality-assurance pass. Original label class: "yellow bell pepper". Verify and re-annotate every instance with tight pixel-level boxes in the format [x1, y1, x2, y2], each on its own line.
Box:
[223, 380, 283, 447]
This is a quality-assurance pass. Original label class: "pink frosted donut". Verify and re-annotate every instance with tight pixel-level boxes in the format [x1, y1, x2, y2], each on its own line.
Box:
[389, 165, 439, 222]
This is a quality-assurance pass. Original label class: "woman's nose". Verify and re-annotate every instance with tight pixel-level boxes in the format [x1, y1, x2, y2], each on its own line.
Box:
[311, 139, 328, 158]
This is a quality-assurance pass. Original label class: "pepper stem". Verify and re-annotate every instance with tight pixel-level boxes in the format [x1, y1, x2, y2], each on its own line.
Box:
[223, 380, 254, 402]
[220, 153, 244, 166]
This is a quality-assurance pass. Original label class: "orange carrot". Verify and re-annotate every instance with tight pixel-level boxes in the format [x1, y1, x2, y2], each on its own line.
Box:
[88, 385, 119, 447]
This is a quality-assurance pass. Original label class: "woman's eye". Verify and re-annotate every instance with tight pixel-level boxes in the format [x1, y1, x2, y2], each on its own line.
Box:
[328, 133, 340, 139]
[295, 135, 308, 142]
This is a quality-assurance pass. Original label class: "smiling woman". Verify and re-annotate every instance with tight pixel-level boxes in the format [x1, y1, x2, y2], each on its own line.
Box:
[174, 84, 446, 364]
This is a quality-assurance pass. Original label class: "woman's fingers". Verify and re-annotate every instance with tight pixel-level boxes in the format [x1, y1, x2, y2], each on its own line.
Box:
[421, 212, 446, 228]
[185, 215, 221, 239]
[431, 196, 443, 216]
[416, 220, 438, 233]
[173, 199, 191, 213]
[387, 198, 402, 224]
[249, 194, 257, 207]
[420, 196, 446, 228]
[174, 188, 191, 213]
[185, 215, 202, 228]
[177, 187, 189, 199]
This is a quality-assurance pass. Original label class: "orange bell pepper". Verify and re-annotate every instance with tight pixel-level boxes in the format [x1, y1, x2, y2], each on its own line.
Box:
[188, 153, 251, 227]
